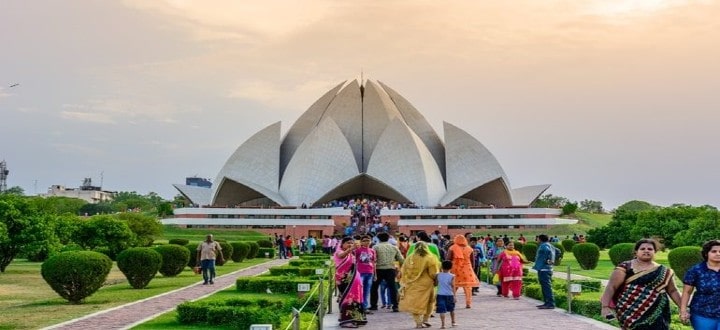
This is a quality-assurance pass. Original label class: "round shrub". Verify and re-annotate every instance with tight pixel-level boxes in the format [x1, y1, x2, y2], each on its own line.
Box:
[246, 242, 260, 260]
[216, 242, 233, 266]
[168, 238, 190, 246]
[155, 244, 191, 277]
[41, 251, 112, 304]
[608, 243, 636, 266]
[513, 241, 525, 255]
[258, 247, 275, 258]
[256, 239, 273, 248]
[117, 247, 162, 289]
[561, 239, 576, 253]
[230, 242, 250, 263]
[551, 242, 565, 266]
[185, 245, 198, 268]
[668, 246, 703, 281]
[573, 243, 600, 270]
[522, 242, 538, 262]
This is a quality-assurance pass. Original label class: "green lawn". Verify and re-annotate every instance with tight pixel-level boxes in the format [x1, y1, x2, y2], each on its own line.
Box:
[471, 212, 613, 239]
[559, 249, 674, 281]
[0, 258, 268, 330]
[159, 225, 272, 243]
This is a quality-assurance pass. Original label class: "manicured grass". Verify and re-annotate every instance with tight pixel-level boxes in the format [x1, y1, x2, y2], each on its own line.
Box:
[0, 258, 269, 330]
[560, 250, 673, 281]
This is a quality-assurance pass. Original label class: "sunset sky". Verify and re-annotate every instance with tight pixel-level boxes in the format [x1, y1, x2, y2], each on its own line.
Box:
[1, 0, 718, 209]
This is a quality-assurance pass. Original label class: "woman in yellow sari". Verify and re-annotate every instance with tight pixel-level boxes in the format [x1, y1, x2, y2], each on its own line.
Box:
[399, 241, 440, 329]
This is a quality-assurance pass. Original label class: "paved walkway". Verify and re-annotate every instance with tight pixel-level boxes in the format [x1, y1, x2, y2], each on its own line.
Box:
[323, 282, 616, 330]
[44, 258, 289, 330]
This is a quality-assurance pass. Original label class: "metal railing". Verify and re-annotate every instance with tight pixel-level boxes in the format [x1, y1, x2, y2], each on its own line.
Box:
[284, 262, 334, 330]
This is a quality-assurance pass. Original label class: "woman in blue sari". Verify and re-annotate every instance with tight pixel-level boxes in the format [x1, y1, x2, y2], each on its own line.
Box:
[334, 236, 367, 328]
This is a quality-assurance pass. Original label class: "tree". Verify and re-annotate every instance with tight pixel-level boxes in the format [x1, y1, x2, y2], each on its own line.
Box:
[75, 215, 135, 256]
[1, 186, 25, 196]
[562, 202, 578, 216]
[674, 207, 720, 247]
[531, 194, 569, 208]
[615, 200, 657, 213]
[29, 196, 86, 215]
[79, 202, 115, 216]
[0, 194, 52, 272]
[117, 212, 162, 247]
[579, 199, 604, 213]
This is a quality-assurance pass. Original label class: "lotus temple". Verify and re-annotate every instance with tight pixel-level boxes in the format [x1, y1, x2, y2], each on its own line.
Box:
[162, 78, 577, 237]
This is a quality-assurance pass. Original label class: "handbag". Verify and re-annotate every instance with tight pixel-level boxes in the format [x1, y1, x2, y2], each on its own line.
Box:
[193, 266, 202, 275]
[492, 273, 500, 285]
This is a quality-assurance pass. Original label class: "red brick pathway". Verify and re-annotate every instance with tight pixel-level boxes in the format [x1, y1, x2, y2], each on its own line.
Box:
[44, 258, 289, 330]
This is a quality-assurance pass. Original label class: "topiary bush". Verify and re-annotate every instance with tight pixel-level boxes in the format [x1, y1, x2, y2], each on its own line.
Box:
[185, 245, 198, 268]
[572, 243, 600, 270]
[608, 243, 636, 266]
[257, 239, 273, 248]
[168, 238, 190, 246]
[523, 242, 538, 262]
[116, 247, 162, 289]
[216, 242, 233, 266]
[258, 247, 275, 258]
[230, 242, 250, 262]
[668, 246, 703, 281]
[246, 242, 260, 260]
[561, 239, 575, 253]
[41, 251, 112, 304]
[551, 242, 565, 266]
[155, 244, 190, 277]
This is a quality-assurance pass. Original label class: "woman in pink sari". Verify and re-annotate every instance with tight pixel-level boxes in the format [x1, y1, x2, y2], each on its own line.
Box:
[497, 241, 526, 299]
[334, 236, 367, 328]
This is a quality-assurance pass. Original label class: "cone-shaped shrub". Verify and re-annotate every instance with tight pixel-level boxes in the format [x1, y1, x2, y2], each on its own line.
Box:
[41, 251, 112, 304]
[608, 243, 636, 266]
[155, 244, 190, 277]
[573, 243, 600, 270]
[246, 242, 260, 259]
[231, 242, 250, 262]
[668, 246, 703, 281]
[117, 247, 162, 288]
[216, 242, 233, 266]
[523, 243, 538, 262]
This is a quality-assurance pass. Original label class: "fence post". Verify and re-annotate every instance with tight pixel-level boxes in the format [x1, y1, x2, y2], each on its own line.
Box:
[318, 277, 324, 330]
[292, 307, 300, 330]
[566, 265, 572, 314]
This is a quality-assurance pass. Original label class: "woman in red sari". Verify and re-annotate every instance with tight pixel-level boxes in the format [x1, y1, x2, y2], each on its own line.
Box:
[447, 235, 480, 308]
[497, 241, 527, 299]
[334, 236, 367, 328]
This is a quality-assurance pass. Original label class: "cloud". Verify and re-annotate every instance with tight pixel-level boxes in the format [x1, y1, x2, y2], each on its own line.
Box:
[60, 99, 194, 124]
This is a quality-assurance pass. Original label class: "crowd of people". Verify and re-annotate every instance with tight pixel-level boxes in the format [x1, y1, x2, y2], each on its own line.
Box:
[268, 228, 719, 329]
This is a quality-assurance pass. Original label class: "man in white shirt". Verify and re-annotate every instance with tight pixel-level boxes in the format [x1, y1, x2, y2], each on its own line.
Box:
[196, 234, 223, 285]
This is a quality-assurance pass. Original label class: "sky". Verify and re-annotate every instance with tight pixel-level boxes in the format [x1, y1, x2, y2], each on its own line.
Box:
[1, 0, 719, 210]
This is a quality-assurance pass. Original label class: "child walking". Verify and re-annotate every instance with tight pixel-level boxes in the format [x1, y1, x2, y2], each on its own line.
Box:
[436, 260, 457, 328]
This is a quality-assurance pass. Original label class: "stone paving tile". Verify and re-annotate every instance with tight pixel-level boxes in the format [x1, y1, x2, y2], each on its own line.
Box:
[322, 283, 616, 330]
[43, 258, 289, 330]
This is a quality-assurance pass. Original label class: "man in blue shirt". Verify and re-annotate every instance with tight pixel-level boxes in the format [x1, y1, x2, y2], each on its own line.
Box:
[533, 234, 555, 309]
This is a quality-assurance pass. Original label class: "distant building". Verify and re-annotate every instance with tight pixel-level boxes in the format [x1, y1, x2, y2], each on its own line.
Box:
[0, 160, 8, 192]
[44, 178, 115, 203]
[186, 177, 212, 188]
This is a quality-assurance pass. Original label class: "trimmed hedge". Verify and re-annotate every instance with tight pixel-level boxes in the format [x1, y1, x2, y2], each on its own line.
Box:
[523, 243, 538, 262]
[668, 246, 703, 281]
[155, 244, 190, 277]
[230, 242, 250, 262]
[168, 238, 190, 246]
[258, 247, 275, 258]
[573, 243, 600, 270]
[246, 242, 260, 259]
[608, 243, 635, 266]
[561, 239, 576, 254]
[236, 276, 316, 294]
[177, 299, 286, 329]
[117, 247, 162, 288]
[289, 259, 328, 267]
[268, 266, 316, 277]
[41, 251, 112, 304]
[257, 239, 273, 248]
[216, 242, 233, 266]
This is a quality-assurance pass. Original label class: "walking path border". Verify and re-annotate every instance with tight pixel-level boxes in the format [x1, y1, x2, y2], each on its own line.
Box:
[43, 258, 289, 330]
